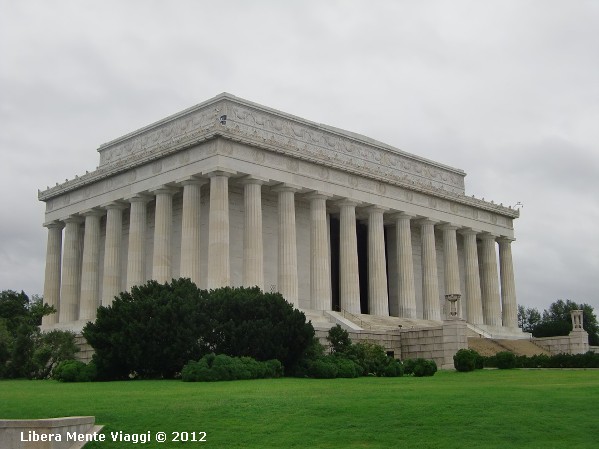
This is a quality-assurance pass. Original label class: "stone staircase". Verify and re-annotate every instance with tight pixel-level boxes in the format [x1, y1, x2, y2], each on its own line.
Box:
[468, 337, 551, 357]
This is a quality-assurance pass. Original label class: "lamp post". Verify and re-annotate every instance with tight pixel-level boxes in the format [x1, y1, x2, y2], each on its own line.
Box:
[445, 294, 461, 320]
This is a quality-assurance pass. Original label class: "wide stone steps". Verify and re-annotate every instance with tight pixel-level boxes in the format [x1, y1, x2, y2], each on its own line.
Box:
[468, 337, 551, 356]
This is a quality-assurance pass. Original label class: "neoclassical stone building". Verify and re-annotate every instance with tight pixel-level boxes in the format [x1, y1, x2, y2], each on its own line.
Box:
[39, 93, 521, 340]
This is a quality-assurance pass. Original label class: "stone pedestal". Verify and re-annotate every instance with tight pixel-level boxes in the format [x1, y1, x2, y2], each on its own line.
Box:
[441, 319, 468, 369]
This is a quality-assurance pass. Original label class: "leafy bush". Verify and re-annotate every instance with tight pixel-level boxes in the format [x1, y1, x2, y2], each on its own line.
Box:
[181, 354, 282, 382]
[495, 351, 516, 369]
[84, 281, 314, 379]
[0, 290, 58, 379]
[327, 325, 352, 354]
[410, 359, 437, 377]
[347, 341, 398, 376]
[53, 360, 97, 382]
[307, 357, 339, 379]
[453, 349, 480, 372]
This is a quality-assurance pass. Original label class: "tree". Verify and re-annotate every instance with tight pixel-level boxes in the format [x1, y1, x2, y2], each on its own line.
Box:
[83, 281, 316, 379]
[326, 324, 352, 354]
[0, 290, 73, 378]
[83, 278, 205, 380]
[526, 300, 599, 346]
[518, 305, 541, 333]
[195, 286, 315, 373]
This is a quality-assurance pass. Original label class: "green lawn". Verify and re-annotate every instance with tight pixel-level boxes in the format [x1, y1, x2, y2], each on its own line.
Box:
[1, 370, 598, 448]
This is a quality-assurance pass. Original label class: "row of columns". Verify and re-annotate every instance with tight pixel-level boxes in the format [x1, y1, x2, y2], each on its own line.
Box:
[42, 174, 518, 329]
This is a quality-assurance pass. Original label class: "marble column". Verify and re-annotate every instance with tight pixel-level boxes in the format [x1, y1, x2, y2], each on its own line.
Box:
[274, 185, 299, 307]
[420, 219, 440, 321]
[241, 176, 265, 290]
[460, 229, 484, 325]
[367, 206, 389, 316]
[207, 172, 232, 289]
[102, 202, 126, 306]
[126, 194, 149, 290]
[479, 233, 502, 327]
[42, 221, 64, 326]
[79, 209, 103, 321]
[392, 213, 416, 318]
[441, 224, 461, 318]
[152, 187, 176, 284]
[499, 237, 518, 328]
[180, 179, 205, 285]
[338, 199, 361, 314]
[308, 193, 331, 311]
[59, 216, 83, 323]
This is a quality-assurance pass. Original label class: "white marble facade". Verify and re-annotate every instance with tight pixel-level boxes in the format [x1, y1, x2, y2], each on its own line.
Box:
[39, 93, 520, 332]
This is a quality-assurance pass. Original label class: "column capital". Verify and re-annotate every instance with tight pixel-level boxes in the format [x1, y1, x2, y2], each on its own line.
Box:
[125, 193, 153, 203]
[149, 185, 178, 196]
[101, 200, 129, 210]
[271, 183, 302, 193]
[177, 176, 208, 187]
[439, 223, 459, 231]
[416, 218, 439, 226]
[304, 191, 333, 201]
[479, 232, 498, 242]
[80, 208, 105, 217]
[390, 212, 414, 221]
[459, 227, 481, 237]
[62, 215, 84, 224]
[239, 175, 269, 186]
[202, 167, 237, 178]
[497, 236, 516, 244]
[336, 198, 361, 208]
[43, 220, 64, 230]
[363, 205, 389, 214]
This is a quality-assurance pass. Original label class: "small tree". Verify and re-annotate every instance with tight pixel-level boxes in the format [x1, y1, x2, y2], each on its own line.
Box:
[0, 290, 59, 378]
[326, 325, 352, 354]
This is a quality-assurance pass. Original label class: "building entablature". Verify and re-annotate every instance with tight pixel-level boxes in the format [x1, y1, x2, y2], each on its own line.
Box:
[38, 93, 518, 220]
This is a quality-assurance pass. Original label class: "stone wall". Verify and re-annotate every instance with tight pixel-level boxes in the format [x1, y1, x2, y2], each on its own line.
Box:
[0, 416, 99, 449]
[316, 320, 468, 369]
[533, 330, 589, 355]
[73, 335, 94, 363]
[400, 320, 468, 369]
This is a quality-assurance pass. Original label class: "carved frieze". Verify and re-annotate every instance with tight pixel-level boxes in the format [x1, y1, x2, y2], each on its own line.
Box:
[39, 94, 519, 220]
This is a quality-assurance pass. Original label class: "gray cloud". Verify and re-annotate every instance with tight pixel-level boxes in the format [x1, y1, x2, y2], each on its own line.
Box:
[1, 0, 597, 312]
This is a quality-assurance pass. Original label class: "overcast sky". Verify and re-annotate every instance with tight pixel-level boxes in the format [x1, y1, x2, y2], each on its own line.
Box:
[1, 0, 597, 313]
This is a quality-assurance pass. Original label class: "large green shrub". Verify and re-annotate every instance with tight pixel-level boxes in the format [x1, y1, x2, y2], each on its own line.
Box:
[410, 358, 437, 377]
[181, 354, 282, 382]
[53, 360, 97, 382]
[495, 351, 517, 369]
[84, 281, 314, 379]
[453, 349, 480, 372]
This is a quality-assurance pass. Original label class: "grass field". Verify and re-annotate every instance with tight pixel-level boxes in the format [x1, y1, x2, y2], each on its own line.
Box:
[1, 369, 598, 448]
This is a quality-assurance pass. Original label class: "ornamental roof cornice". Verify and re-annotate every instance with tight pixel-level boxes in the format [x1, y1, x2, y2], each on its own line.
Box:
[37, 93, 519, 219]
